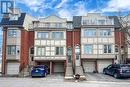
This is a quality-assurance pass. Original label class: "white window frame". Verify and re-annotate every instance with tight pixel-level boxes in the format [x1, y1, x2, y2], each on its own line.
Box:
[37, 32, 49, 39]
[8, 30, 17, 37]
[36, 47, 45, 56]
[52, 32, 64, 39]
[84, 29, 96, 37]
[100, 29, 111, 37]
[7, 45, 16, 55]
[103, 44, 112, 53]
[55, 47, 64, 55]
[84, 44, 93, 54]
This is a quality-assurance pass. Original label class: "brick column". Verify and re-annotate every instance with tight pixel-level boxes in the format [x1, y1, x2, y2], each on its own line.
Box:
[2, 28, 7, 75]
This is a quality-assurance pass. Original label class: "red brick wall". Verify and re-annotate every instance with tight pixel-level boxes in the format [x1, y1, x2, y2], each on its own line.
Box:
[66, 31, 73, 47]
[28, 31, 34, 47]
[20, 30, 34, 71]
[73, 29, 81, 45]
[115, 31, 125, 47]
[2, 28, 7, 74]
[66, 29, 81, 65]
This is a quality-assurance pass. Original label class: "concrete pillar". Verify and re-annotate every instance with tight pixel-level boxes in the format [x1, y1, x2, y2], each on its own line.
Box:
[50, 61, 52, 75]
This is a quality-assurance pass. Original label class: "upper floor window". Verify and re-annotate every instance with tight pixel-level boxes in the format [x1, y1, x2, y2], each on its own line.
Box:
[37, 32, 49, 39]
[37, 47, 45, 56]
[55, 47, 64, 55]
[45, 23, 50, 27]
[104, 45, 112, 53]
[115, 45, 118, 53]
[82, 20, 89, 25]
[67, 23, 73, 29]
[100, 29, 111, 37]
[30, 47, 34, 54]
[84, 45, 93, 54]
[7, 45, 16, 55]
[8, 30, 17, 37]
[55, 23, 62, 28]
[52, 32, 63, 39]
[10, 14, 19, 20]
[98, 20, 105, 25]
[84, 29, 96, 37]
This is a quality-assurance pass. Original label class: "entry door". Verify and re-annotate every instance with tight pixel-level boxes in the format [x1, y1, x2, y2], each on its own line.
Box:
[75, 46, 81, 66]
[67, 48, 72, 65]
[75, 54, 81, 66]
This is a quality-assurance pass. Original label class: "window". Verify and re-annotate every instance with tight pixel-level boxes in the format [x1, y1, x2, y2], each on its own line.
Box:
[84, 45, 93, 54]
[8, 30, 17, 37]
[37, 47, 45, 56]
[10, 14, 18, 20]
[7, 45, 16, 55]
[104, 45, 112, 53]
[52, 32, 63, 39]
[37, 32, 49, 39]
[98, 20, 105, 25]
[45, 23, 50, 27]
[100, 29, 111, 36]
[30, 47, 34, 54]
[67, 23, 73, 29]
[55, 23, 62, 28]
[115, 45, 118, 52]
[55, 47, 63, 55]
[84, 29, 96, 37]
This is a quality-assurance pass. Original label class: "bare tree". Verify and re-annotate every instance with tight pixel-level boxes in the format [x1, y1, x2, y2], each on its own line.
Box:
[117, 12, 130, 64]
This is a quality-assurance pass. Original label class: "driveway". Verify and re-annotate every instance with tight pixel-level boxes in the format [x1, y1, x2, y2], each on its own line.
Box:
[85, 73, 130, 82]
[0, 74, 130, 87]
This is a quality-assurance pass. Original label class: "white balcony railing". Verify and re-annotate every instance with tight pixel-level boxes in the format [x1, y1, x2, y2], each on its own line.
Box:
[29, 22, 67, 29]
[82, 19, 114, 25]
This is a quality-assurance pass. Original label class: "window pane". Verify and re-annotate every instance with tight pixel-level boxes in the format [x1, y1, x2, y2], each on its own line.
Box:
[37, 47, 45, 56]
[55, 23, 62, 28]
[60, 47, 63, 55]
[52, 32, 63, 39]
[98, 20, 105, 25]
[37, 32, 49, 39]
[8, 30, 17, 37]
[84, 45, 93, 54]
[108, 45, 112, 53]
[7, 45, 16, 55]
[104, 45, 112, 53]
[104, 45, 107, 53]
[84, 29, 96, 37]
[55, 47, 64, 55]
[56, 47, 59, 55]
[100, 29, 111, 36]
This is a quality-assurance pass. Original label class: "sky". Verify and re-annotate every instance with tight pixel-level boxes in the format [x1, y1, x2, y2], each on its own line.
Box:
[0, 0, 130, 55]
[14, 0, 130, 19]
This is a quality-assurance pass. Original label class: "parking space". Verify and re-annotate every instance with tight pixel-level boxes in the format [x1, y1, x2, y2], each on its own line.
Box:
[85, 73, 130, 82]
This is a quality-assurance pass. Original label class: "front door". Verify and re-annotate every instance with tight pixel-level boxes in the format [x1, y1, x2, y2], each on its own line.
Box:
[67, 47, 72, 66]
[75, 46, 81, 66]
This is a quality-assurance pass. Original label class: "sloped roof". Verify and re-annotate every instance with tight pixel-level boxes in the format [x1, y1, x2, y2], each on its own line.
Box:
[0, 13, 26, 26]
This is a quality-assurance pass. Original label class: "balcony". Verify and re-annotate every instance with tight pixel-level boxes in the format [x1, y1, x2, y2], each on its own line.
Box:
[34, 56, 66, 61]
[29, 22, 67, 30]
[6, 55, 20, 60]
[81, 54, 115, 59]
[82, 19, 114, 26]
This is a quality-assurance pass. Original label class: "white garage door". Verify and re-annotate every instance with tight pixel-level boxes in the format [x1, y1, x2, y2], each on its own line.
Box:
[83, 61, 95, 72]
[7, 63, 20, 75]
[97, 60, 112, 73]
[54, 63, 64, 73]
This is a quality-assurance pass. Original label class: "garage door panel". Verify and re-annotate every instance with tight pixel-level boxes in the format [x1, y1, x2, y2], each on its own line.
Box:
[98, 60, 112, 73]
[7, 63, 20, 75]
[54, 63, 64, 73]
[83, 61, 95, 72]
